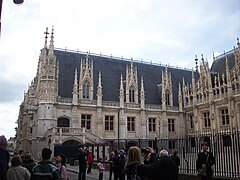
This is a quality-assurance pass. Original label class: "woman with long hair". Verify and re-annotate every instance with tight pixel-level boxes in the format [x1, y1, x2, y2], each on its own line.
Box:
[55, 153, 68, 180]
[124, 146, 143, 180]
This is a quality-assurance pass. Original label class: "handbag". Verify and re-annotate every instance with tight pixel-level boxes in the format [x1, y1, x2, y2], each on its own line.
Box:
[197, 154, 209, 177]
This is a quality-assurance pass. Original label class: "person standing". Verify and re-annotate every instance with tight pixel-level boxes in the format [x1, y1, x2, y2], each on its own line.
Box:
[171, 149, 180, 180]
[6, 155, 31, 180]
[78, 147, 88, 180]
[22, 153, 36, 174]
[108, 151, 114, 180]
[137, 149, 177, 180]
[142, 147, 158, 165]
[0, 135, 10, 180]
[87, 151, 93, 174]
[31, 148, 61, 180]
[55, 153, 68, 180]
[196, 142, 215, 180]
[112, 149, 121, 180]
[97, 158, 105, 180]
[124, 146, 143, 180]
[119, 150, 127, 180]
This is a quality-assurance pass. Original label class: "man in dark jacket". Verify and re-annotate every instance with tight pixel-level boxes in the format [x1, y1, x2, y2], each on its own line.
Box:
[31, 148, 61, 180]
[78, 147, 89, 180]
[171, 149, 180, 180]
[112, 149, 121, 180]
[22, 153, 36, 174]
[196, 142, 215, 180]
[137, 149, 177, 180]
[142, 147, 159, 165]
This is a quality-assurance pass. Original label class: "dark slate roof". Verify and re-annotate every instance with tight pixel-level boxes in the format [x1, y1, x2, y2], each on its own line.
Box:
[211, 50, 235, 75]
[54, 50, 194, 106]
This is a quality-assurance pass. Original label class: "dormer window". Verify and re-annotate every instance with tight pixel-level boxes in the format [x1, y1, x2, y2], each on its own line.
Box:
[166, 91, 170, 105]
[129, 86, 135, 103]
[83, 82, 90, 99]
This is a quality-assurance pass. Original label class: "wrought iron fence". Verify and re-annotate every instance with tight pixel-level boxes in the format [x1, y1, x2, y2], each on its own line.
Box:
[94, 127, 239, 178]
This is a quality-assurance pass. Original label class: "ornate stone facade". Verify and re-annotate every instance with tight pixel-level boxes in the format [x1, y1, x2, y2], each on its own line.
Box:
[16, 28, 240, 159]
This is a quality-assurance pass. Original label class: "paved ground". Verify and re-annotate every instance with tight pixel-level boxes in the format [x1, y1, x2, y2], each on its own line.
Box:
[67, 164, 110, 180]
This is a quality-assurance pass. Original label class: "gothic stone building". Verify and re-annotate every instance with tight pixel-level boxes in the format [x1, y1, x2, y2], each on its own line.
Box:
[16, 28, 240, 159]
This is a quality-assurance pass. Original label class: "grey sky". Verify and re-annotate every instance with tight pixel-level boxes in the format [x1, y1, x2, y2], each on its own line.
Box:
[0, 0, 239, 139]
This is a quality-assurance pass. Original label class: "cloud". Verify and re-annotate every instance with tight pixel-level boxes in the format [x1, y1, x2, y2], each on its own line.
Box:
[0, 101, 20, 139]
[0, 0, 239, 139]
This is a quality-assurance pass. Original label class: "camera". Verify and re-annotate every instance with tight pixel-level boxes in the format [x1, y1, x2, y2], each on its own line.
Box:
[141, 148, 148, 153]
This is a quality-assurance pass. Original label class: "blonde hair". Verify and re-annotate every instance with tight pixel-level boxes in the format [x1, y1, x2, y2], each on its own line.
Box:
[125, 146, 142, 168]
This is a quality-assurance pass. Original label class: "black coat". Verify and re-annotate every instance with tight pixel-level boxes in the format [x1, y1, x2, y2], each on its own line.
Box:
[22, 159, 36, 174]
[137, 156, 177, 180]
[125, 162, 142, 180]
[78, 151, 88, 169]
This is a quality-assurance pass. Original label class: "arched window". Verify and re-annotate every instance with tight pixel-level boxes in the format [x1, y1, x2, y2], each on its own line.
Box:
[129, 86, 135, 103]
[83, 82, 89, 99]
[57, 117, 70, 127]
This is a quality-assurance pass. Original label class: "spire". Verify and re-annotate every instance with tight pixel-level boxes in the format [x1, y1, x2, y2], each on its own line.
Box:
[178, 82, 183, 112]
[44, 27, 49, 48]
[97, 71, 102, 95]
[97, 71, 102, 106]
[73, 69, 78, 92]
[119, 74, 124, 108]
[161, 71, 166, 111]
[195, 55, 198, 73]
[49, 26, 54, 56]
[212, 51, 215, 61]
[72, 69, 78, 105]
[237, 37, 239, 47]
[192, 69, 197, 104]
[201, 54, 204, 64]
[140, 77, 145, 109]
[225, 55, 232, 95]
[131, 58, 133, 71]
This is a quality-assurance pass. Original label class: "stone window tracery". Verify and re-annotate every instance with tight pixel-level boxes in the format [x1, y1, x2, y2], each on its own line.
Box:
[148, 118, 156, 132]
[105, 115, 114, 131]
[129, 86, 135, 103]
[83, 82, 90, 99]
[81, 114, 91, 130]
[127, 117, 135, 131]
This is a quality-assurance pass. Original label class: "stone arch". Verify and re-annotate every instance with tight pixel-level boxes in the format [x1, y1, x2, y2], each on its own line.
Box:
[62, 139, 81, 146]
[57, 117, 70, 127]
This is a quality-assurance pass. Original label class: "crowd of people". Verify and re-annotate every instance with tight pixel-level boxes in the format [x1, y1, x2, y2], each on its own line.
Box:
[0, 135, 69, 180]
[1, 133, 215, 180]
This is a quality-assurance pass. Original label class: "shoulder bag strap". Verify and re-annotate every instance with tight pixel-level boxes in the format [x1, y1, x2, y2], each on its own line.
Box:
[205, 153, 209, 164]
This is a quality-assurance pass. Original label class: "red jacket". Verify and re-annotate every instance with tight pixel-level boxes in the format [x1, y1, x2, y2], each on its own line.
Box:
[87, 152, 93, 164]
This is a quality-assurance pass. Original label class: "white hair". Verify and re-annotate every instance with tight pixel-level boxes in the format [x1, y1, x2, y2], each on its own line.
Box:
[159, 149, 169, 157]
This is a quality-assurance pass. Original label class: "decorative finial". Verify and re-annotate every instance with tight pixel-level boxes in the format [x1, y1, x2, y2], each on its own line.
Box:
[44, 27, 49, 48]
[212, 51, 215, 60]
[237, 37, 239, 46]
[201, 54, 204, 63]
[131, 58, 133, 69]
[195, 55, 198, 72]
[48, 26, 54, 54]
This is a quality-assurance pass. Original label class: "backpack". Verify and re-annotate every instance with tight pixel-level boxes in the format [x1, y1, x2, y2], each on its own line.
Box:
[32, 163, 59, 180]
[60, 165, 69, 180]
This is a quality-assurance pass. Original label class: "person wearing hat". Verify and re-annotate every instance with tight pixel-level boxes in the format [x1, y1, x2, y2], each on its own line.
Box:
[0, 135, 10, 180]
